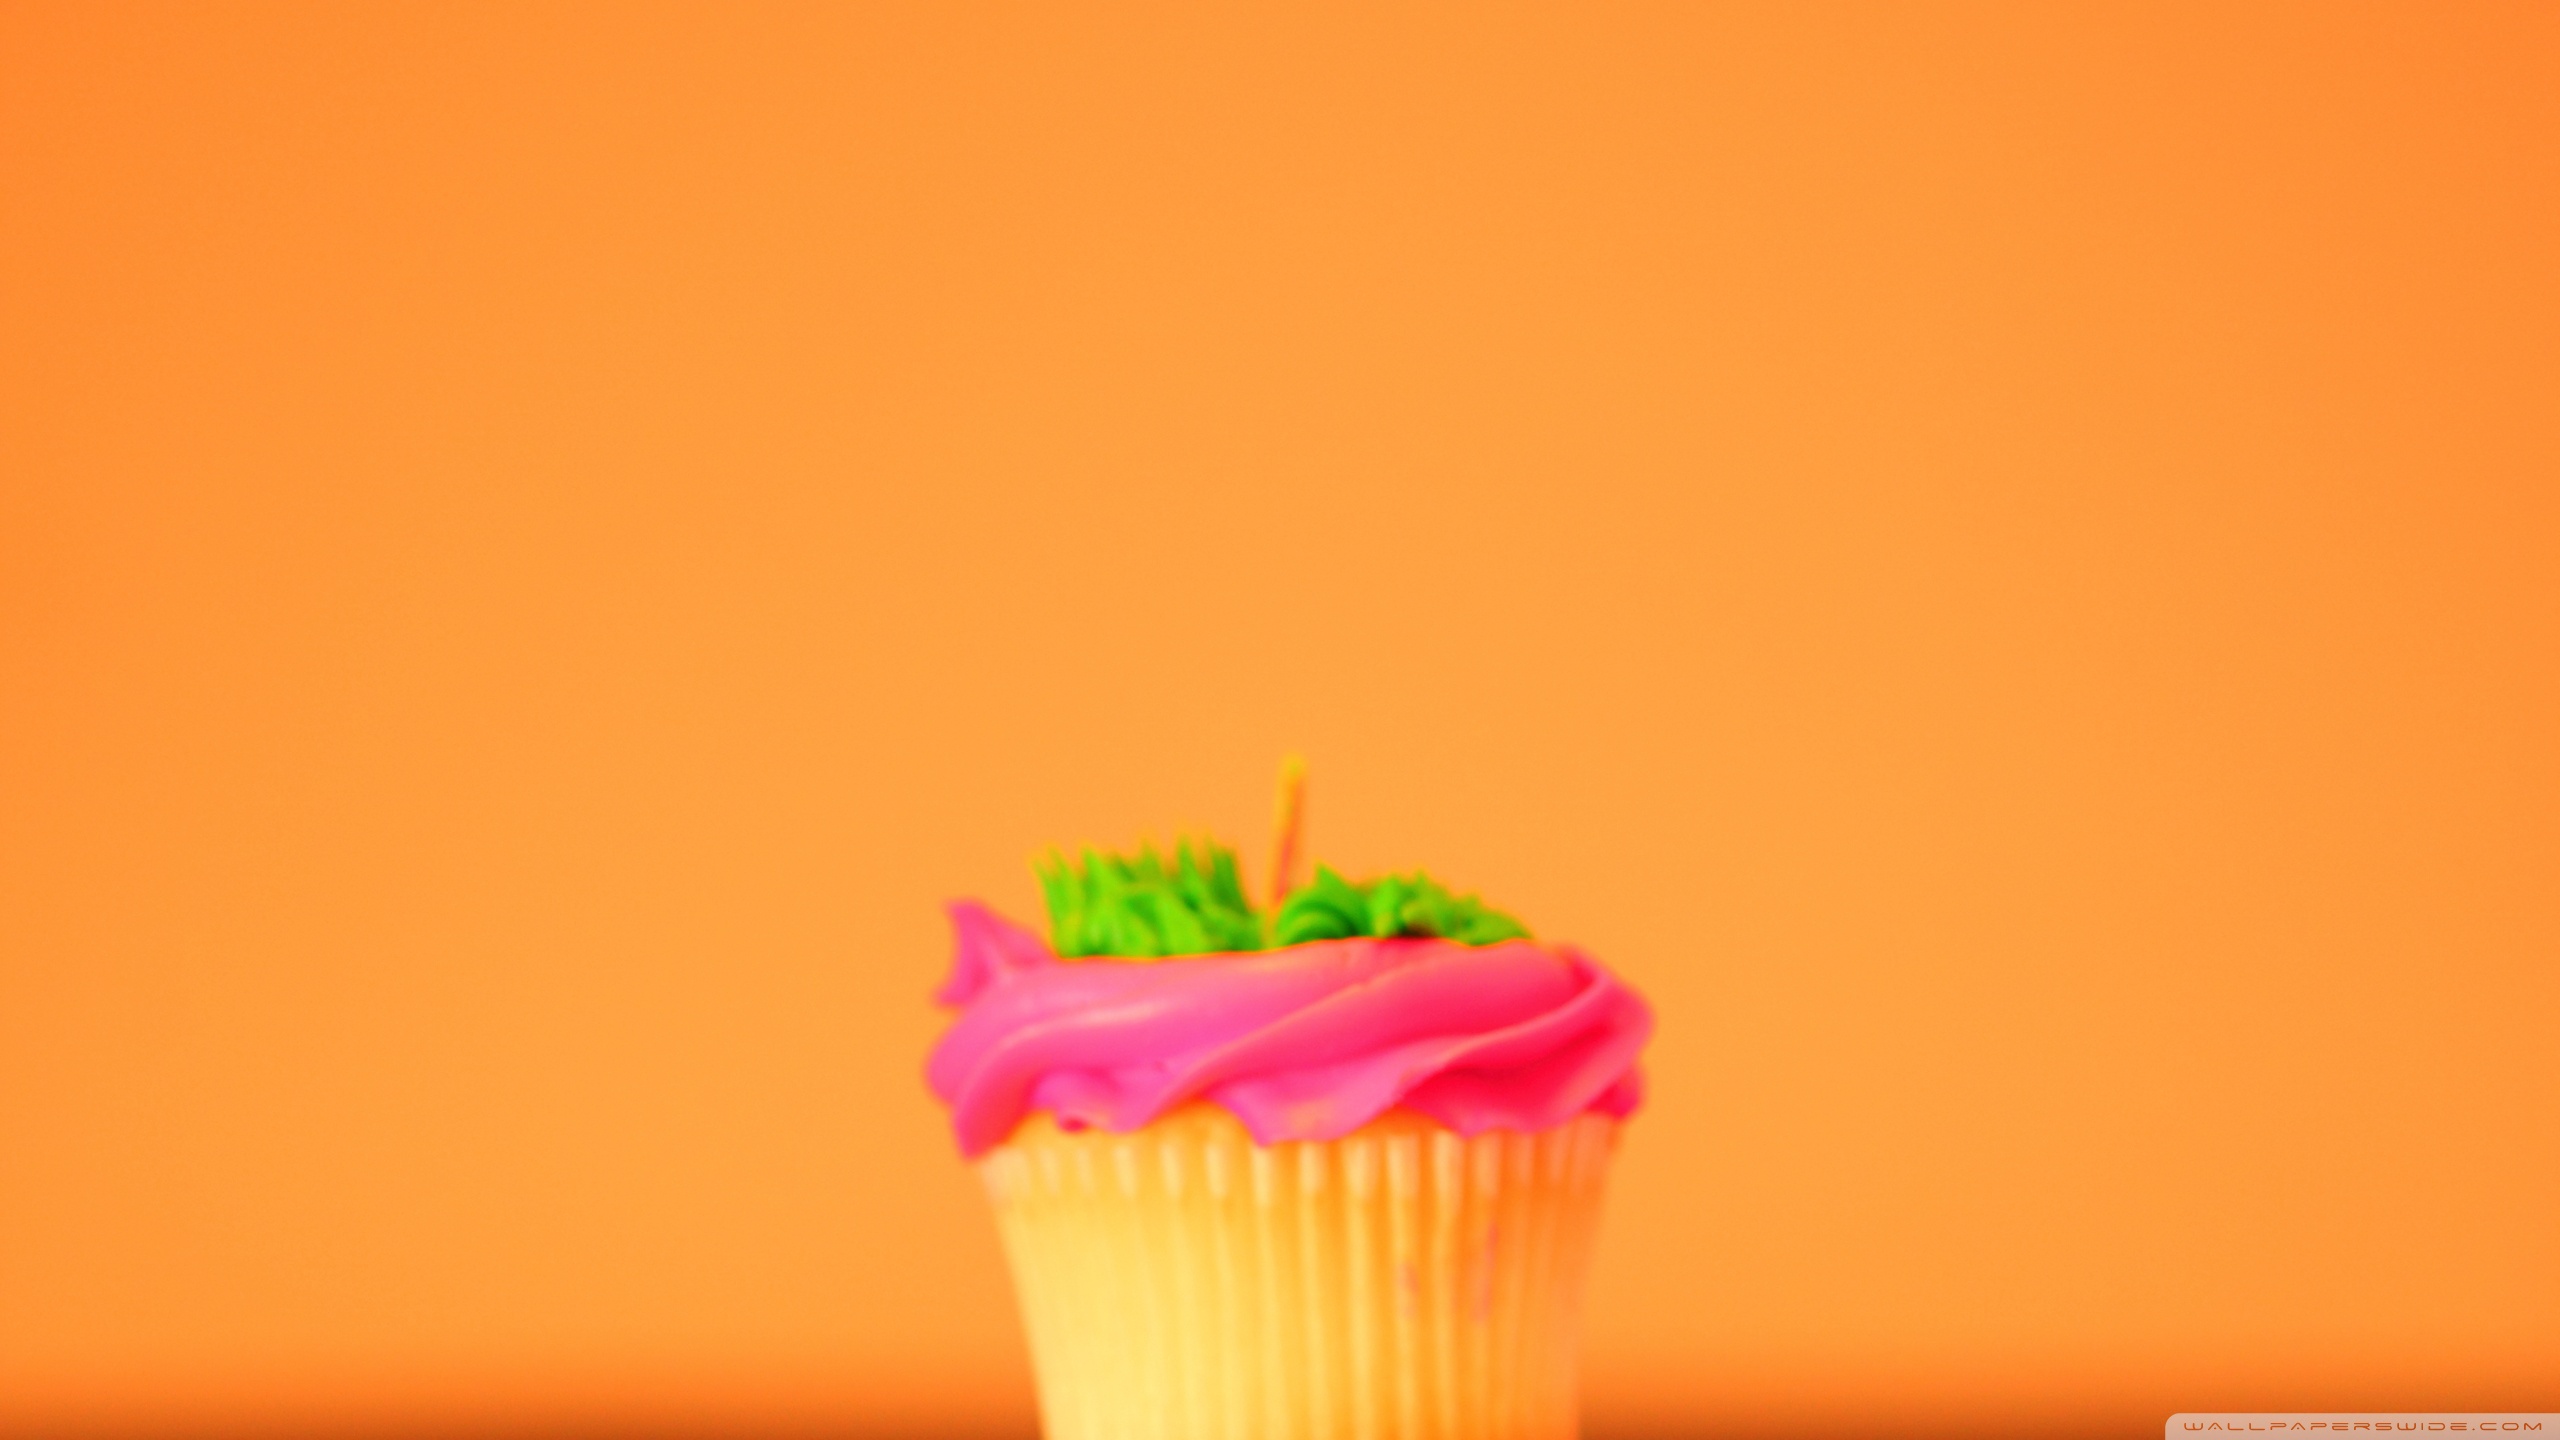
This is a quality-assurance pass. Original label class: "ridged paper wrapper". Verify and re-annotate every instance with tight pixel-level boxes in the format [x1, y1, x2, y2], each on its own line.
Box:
[977, 1103, 1619, 1440]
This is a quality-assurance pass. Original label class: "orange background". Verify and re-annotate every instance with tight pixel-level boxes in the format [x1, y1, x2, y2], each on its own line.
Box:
[3, 4, 2555, 1437]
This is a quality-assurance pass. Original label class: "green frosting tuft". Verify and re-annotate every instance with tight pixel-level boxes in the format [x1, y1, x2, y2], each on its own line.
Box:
[1035, 842, 1531, 958]
[1270, 865, 1531, 947]
[1037, 839, 1263, 959]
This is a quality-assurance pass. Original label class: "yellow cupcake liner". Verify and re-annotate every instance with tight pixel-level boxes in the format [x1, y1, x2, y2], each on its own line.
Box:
[978, 1103, 1619, 1440]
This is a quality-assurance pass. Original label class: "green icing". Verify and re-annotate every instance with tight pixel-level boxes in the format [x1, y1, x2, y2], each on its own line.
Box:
[1270, 865, 1530, 947]
[1036, 842, 1529, 958]
[1037, 840, 1262, 959]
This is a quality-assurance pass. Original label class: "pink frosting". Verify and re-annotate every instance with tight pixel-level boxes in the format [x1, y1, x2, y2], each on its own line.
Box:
[926, 901, 1653, 1158]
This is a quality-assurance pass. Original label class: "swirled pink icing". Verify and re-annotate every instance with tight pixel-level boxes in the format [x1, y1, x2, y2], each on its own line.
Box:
[926, 901, 1653, 1157]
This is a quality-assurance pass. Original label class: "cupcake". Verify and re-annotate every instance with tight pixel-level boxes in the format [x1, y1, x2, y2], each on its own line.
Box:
[926, 769, 1652, 1440]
